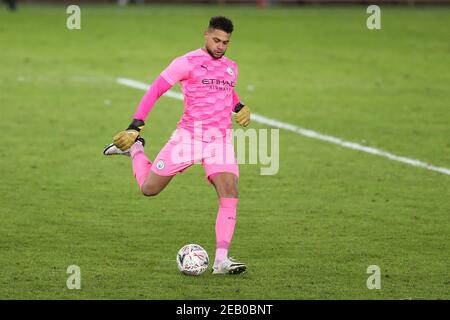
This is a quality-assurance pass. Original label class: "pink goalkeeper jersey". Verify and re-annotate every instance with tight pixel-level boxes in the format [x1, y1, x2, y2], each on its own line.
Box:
[160, 48, 240, 140]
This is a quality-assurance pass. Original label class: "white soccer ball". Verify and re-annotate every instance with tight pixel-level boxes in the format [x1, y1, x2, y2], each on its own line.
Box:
[176, 244, 209, 276]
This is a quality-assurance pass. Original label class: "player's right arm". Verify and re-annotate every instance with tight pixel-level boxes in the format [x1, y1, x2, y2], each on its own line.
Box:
[113, 56, 190, 150]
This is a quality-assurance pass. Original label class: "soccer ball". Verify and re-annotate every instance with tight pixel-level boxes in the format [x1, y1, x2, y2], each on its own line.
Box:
[176, 244, 209, 276]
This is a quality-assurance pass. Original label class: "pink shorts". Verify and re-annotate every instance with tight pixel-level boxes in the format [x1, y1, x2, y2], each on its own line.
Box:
[150, 129, 239, 182]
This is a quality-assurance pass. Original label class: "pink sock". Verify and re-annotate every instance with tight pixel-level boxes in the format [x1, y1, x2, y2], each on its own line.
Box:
[214, 197, 238, 267]
[130, 142, 152, 188]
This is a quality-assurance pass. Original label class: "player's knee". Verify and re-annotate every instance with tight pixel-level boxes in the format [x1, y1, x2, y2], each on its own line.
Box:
[219, 183, 238, 198]
[141, 185, 161, 197]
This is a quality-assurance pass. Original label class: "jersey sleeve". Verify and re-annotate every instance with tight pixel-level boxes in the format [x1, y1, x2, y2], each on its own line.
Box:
[231, 64, 242, 111]
[232, 89, 241, 108]
[133, 75, 172, 121]
[160, 56, 190, 85]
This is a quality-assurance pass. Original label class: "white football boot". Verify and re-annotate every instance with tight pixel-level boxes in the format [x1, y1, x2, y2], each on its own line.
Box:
[212, 257, 247, 275]
[103, 137, 145, 156]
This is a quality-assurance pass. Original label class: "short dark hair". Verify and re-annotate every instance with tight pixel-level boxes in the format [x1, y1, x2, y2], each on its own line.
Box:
[208, 16, 233, 34]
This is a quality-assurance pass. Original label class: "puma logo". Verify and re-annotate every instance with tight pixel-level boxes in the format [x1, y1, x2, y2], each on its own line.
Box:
[201, 65, 208, 70]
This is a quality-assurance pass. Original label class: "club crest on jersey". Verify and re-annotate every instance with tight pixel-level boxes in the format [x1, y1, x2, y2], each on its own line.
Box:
[227, 66, 234, 76]
[156, 160, 165, 170]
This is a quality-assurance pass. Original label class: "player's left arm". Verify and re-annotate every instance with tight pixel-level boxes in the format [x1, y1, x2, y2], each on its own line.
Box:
[232, 89, 250, 127]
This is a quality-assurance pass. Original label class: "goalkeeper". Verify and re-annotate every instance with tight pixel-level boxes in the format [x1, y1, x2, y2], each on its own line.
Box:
[104, 16, 250, 275]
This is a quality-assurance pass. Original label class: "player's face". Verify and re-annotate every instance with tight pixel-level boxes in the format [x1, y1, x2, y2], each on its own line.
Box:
[204, 29, 231, 59]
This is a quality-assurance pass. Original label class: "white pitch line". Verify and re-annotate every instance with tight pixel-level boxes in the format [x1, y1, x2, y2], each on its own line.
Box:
[116, 77, 450, 177]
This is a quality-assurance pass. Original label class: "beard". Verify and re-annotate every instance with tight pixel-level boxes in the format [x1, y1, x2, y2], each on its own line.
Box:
[206, 46, 225, 59]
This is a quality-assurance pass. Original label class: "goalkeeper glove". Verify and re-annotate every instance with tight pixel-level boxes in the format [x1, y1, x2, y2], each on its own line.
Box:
[113, 119, 145, 151]
[234, 103, 250, 127]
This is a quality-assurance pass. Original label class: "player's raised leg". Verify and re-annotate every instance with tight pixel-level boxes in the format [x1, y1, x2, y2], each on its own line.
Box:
[209, 172, 246, 275]
[104, 139, 173, 197]
[129, 140, 174, 196]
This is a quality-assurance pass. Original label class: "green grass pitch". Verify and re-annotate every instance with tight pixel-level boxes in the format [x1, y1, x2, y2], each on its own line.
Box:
[0, 4, 449, 299]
